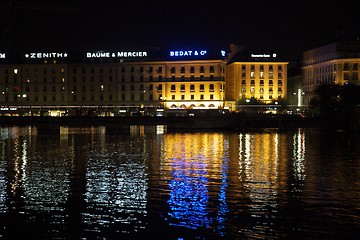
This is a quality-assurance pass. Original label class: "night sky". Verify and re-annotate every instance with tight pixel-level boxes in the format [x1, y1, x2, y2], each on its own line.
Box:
[1, 0, 359, 61]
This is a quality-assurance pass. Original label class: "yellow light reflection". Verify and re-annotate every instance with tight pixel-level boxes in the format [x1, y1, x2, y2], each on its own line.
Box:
[238, 130, 289, 229]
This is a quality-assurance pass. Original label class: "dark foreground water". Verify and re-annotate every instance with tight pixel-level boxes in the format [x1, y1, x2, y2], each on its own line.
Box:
[0, 126, 359, 239]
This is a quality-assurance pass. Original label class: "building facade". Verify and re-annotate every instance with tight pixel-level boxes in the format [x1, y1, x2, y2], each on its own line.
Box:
[0, 47, 288, 116]
[226, 61, 288, 104]
[302, 41, 360, 104]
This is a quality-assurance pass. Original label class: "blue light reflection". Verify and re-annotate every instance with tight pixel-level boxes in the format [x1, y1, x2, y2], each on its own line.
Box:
[167, 159, 211, 229]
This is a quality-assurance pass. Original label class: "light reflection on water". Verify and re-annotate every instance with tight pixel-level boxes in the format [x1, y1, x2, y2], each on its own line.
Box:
[0, 126, 359, 239]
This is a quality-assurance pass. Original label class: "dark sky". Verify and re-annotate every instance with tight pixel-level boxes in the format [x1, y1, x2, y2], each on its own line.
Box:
[1, 0, 359, 61]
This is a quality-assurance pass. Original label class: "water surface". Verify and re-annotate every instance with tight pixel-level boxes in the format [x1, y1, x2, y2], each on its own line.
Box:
[0, 126, 359, 239]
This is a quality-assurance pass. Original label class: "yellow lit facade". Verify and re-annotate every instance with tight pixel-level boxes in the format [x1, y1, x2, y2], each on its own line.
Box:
[302, 41, 360, 104]
[226, 62, 288, 105]
[159, 60, 226, 109]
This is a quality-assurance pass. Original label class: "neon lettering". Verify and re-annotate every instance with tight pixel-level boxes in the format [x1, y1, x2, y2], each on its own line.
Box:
[169, 50, 207, 57]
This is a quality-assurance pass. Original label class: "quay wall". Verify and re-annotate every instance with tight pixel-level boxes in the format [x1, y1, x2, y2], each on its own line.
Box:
[0, 114, 319, 132]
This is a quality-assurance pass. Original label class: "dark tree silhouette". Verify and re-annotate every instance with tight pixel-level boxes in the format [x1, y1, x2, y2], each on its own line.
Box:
[310, 83, 360, 130]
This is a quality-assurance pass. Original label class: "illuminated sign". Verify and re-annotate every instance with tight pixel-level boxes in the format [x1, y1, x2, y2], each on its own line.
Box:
[251, 53, 277, 58]
[169, 50, 207, 57]
[0, 107, 17, 111]
[25, 52, 68, 59]
[86, 51, 148, 58]
[0, 53, 5, 59]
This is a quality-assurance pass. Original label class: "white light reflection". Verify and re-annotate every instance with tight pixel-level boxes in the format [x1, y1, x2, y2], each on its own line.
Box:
[22, 144, 70, 212]
[83, 151, 148, 233]
[293, 129, 306, 182]
[0, 134, 7, 213]
[11, 137, 21, 196]
[21, 140, 28, 184]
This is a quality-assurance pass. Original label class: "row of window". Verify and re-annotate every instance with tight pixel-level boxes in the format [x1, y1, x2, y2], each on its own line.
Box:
[305, 72, 359, 86]
[120, 75, 219, 82]
[1, 65, 220, 75]
[241, 87, 283, 93]
[1, 74, 224, 85]
[3, 68, 66, 75]
[242, 72, 283, 78]
[4, 83, 218, 93]
[241, 65, 283, 71]
[169, 84, 216, 91]
[305, 63, 360, 76]
[3, 93, 218, 103]
[241, 79, 283, 85]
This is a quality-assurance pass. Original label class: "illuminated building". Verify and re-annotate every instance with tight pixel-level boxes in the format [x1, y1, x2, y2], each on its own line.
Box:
[225, 47, 288, 109]
[0, 46, 288, 116]
[302, 41, 360, 104]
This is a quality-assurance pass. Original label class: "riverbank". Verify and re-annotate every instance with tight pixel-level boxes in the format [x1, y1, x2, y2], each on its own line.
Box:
[0, 114, 319, 132]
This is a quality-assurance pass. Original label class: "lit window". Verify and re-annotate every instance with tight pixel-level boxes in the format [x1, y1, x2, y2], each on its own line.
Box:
[210, 66, 214, 73]
[209, 84, 214, 91]
[200, 84, 204, 92]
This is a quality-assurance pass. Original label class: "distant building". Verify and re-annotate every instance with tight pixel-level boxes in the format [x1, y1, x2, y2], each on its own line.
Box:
[302, 40, 360, 104]
[287, 61, 304, 109]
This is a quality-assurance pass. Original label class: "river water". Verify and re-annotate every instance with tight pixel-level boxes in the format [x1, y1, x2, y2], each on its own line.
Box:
[0, 126, 359, 239]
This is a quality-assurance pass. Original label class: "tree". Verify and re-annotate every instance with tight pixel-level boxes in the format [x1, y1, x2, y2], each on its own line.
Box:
[310, 83, 360, 130]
